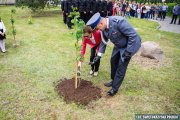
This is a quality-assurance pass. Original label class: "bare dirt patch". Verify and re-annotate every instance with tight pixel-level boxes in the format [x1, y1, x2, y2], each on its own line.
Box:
[55, 78, 102, 105]
[132, 54, 172, 68]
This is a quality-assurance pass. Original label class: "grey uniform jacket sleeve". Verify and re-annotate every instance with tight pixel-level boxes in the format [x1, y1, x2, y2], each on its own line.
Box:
[117, 19, 140, 54]
[98, 31, 108, 54]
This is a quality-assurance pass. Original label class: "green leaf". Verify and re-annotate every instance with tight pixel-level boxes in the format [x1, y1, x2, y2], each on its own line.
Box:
[71, 19, 75, 24]
[11, 19, 15, 24]
[11, 9, 16, 14]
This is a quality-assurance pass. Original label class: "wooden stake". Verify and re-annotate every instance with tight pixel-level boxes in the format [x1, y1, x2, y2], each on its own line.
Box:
[75, 61, 78, 89]
[75, 44, 78, 89]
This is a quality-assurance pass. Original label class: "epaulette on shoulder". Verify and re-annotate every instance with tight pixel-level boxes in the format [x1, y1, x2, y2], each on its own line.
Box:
[113, 19, 119, 23]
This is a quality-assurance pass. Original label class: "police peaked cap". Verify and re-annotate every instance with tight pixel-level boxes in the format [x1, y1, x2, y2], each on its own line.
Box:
[86, 13, 102, 29]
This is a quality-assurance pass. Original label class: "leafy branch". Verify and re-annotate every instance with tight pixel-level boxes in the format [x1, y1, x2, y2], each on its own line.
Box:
[11, 9, 17, 47]
[70, 7, 85, 88]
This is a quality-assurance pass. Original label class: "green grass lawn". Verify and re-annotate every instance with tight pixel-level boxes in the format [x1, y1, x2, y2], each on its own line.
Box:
[0, 6, 180, 120]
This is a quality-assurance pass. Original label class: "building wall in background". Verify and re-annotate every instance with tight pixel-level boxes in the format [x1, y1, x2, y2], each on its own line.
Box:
[0, 0, 15, 5]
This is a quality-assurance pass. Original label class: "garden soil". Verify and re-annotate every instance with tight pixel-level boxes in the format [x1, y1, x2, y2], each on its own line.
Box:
[56, 78, 102, 105]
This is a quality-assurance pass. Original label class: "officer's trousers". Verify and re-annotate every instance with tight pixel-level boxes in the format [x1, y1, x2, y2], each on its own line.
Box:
[67, 17, 72, 29]
[111, 51, 130, 92]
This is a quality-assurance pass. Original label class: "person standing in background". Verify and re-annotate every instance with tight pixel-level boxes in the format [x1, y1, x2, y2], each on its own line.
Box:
[162, 3, 168, 20]
[170, 3, 180, 24]
[154, 4, 159, 20]
[121, 1, 127, 17]
[107, 0, 113, 16]
[112, 0, 117, 16]
[126, 2, 131, 18]
[61, 0, 67, 24]
[0, 17, 6, 53]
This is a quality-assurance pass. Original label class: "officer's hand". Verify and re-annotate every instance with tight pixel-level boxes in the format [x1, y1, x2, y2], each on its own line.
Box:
[123, 50, 131, 62]
[93, 56, 101, 63]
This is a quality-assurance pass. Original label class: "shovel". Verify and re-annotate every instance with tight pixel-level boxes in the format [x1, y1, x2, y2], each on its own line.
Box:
[77, 62, 81, 87]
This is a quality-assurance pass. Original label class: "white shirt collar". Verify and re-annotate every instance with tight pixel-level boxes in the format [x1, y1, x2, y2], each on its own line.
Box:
[106, 18, 109, 29]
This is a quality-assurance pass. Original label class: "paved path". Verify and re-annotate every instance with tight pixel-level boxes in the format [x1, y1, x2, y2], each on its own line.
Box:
[151, 17, 180, 34]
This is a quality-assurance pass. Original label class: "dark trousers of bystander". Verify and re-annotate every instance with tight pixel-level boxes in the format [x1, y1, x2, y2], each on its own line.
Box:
[170, 14, 178, 24]
[63, 12, 67, 24]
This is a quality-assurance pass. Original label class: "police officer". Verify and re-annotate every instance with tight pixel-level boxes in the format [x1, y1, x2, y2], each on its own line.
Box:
[61, 0, 66, 24]
[92, 0, 98, 15]
[66, 0, 73, 29]
[97, 0, 103, 16]
[107, 0, 113, 16]
[62, 0, 68, 24]
[74, 0, 79, 11]
[102, 0, 108, 17]
[79, 0, 87, 23]
[86, 0, 92, 22]
[86, 13, 141, 96]
[89, 0, 94, 19]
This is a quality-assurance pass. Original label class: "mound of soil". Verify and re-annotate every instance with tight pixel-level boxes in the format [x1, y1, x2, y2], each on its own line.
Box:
[56, 78, 102, 105]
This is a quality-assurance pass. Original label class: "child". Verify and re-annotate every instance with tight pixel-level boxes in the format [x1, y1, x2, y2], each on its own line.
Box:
[0, 17, 6, 53]
[79, 26, 102, 76]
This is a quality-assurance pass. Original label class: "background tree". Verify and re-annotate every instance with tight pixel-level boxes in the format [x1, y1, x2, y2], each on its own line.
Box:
[15, 0, 59, 11]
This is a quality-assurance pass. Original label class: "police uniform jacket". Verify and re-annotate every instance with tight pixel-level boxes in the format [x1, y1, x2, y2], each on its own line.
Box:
[61, 0, 64, 11]
[102, 0, 108, 12]
[97, 0, 103, 12]
[86, 0, 91, 12]
[92, 0, 98, 13]
[63, 0, 68, 13]
[173, 4, 180, 15]
[99, 16, 141, 62]
[67, 0, 73, 14]
[107, 1, 112, 12]
[79, 0, 85, 12]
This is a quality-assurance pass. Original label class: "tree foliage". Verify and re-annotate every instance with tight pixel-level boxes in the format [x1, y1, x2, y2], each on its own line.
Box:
[70, 7, 85, 62]
[69, 7, 85, 88]
[15, 0, 59, 11]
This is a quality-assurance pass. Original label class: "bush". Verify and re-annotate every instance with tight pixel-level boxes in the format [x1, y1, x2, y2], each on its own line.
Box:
[15, 0, 59, 11]
[167, 3, 176, 16]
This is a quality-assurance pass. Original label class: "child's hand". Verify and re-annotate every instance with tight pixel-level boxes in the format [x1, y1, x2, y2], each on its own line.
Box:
[78, 61, 82, 68]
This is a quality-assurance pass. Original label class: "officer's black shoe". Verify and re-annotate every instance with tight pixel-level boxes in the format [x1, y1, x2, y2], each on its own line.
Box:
[107, 89, 117, 96]
[104, 81, 113, 87]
